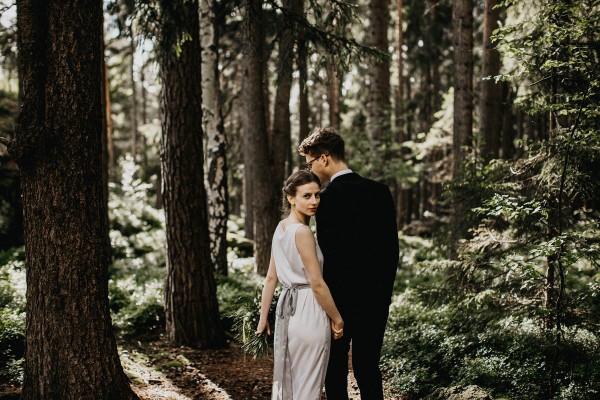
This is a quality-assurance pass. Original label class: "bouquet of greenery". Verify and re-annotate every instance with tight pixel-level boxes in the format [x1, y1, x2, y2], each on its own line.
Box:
[230, 288, 279, 359]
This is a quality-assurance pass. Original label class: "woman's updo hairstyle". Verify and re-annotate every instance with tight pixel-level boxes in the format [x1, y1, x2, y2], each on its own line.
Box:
[281, 170, 321, 212]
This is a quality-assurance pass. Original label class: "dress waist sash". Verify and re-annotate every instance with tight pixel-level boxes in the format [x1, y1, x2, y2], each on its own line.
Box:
[272, 283, 311, 399]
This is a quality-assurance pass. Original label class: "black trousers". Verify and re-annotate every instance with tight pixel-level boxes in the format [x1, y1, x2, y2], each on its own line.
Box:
[325, 305, 390, 400]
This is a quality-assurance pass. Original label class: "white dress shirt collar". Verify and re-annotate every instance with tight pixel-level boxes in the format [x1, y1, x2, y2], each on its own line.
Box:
[330, 169, 353, 182]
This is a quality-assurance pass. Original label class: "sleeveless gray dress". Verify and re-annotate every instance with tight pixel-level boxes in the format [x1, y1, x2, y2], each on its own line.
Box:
[271, 222, 331, 400]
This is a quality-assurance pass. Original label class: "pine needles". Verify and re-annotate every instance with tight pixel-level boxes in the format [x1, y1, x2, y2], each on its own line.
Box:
[230, 288, 278, 359]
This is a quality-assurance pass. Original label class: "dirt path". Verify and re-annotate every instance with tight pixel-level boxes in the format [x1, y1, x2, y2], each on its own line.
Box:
[1, 339, 392, 400]
[123, 339, 379, 400]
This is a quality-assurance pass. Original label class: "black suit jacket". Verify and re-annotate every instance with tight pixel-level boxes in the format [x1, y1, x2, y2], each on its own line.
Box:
[316, 173, 399, 316]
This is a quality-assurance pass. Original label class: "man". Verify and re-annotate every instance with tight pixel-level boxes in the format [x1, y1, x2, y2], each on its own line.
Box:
[299, 127, 399, 400]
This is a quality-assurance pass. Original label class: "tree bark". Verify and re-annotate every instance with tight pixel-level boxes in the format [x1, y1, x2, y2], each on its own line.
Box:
[297, 13, 310, 166]
[159, 0, 226, 347]
[327, 61, 341, 129]
[479, 0, 502, 162]
[394, 0, 408, 228]
[201, 0, 229, 276]
[243, 0, 278, 275]
[13, 1, 137, 398]
[129, 32, 139, 162]
[451, 0, 474, 258]
[101, 56, 110, 210]
[452, 0, 474, 179]
[271, 0, 297, 190]
[500, 81, 515, 159]
[104, 59, 116, 183]
[368, 0, 392, 145]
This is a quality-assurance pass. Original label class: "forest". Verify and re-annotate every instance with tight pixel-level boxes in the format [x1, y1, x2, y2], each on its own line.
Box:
[0, 0, 599, 399]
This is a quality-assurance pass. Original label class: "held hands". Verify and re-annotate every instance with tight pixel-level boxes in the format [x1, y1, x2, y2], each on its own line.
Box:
[331, 318, 344, 340]
[255, 319, 271, 336]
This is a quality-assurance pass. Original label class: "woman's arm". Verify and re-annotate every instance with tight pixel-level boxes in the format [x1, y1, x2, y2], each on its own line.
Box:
[295, 226, 344, 338]
[256, 253, 278, 335]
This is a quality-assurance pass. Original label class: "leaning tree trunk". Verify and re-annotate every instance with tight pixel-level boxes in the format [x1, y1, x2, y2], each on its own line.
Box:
[159, 0, 225, 348]
[12, 1, 137, 398]
[479, 0, 502, 162]
[243, 0, 276, 275]
[201, 0, 229, 276]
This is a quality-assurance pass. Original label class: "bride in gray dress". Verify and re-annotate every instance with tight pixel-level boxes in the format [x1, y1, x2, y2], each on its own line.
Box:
[256, 170, 344, 400]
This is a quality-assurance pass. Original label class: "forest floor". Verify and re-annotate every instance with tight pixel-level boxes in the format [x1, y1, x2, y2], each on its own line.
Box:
[0, 337, 395, 400]
[122, 337, 368, 400]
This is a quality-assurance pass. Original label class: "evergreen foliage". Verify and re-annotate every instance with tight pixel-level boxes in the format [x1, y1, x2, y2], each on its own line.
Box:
[0, 246, 24, 384]
[382, 1, 600, 398]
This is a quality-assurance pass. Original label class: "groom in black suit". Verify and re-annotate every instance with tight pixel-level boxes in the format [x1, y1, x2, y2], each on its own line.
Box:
[299, 127, 399, 400]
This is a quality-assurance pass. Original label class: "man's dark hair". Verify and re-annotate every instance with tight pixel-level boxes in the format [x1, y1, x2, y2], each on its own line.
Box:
[298, 127, 345, 161]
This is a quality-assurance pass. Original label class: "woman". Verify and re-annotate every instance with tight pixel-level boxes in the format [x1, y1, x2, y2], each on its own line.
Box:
[256, 170, 344, 400]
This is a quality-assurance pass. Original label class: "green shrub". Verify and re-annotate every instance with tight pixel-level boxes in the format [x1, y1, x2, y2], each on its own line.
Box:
[0, 247, 25, 384]
[382, 288, 600, 400]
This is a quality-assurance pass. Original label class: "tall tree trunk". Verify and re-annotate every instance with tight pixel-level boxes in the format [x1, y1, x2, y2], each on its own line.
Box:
[451, 0, 474, 257]
[394, 0, 408, 228]
[129, 32, 139, 162]
[327, 60, 341, 129]
[13, 1, 137, 398]
[368, 0, 391, 146]
[500, 81, 514, 159]
[159, 0, 226, 347]
[243, 0, 277, 275]
[243, 169, 254, 239]
[452, 0, 473, 178]
[272, 0, 302, 188]
[140, 59, 149, 170]
[104, 59, 115, 183]
[101, 46, 110, 213]
[201, 0, 229, 276]
[479, 0, 502, 162]
[297, 24, 309, 166]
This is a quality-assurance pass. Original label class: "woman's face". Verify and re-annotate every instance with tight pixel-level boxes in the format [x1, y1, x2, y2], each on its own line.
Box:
[288, 182, 321, 216]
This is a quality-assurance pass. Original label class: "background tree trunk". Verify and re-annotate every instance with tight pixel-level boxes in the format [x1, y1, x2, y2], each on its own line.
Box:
[479, 0, 502, 162]
[129, 32, 139, 162]
[395, 0, 409, 228]
[271, 0, 296, 189]
[297, 23, 309, 166]
[104, 59, 116, 183]
[368, 0, 391, 145]
[452, 0, 474, 179]
[327, 60, 341, 129]
[243, 0, 277, 275]
[13, 1, 137, 398]
[451, 0, 474, 258]
[159, 0, 226, 348]
[201, 0, 229, 276]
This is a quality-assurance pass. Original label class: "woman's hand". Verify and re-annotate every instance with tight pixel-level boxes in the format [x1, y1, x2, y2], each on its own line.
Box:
[256, 319, 271, 336]
[331, 318, 344, 340]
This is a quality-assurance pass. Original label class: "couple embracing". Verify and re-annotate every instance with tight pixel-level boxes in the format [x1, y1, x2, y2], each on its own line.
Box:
[256, 127, 400, 400]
